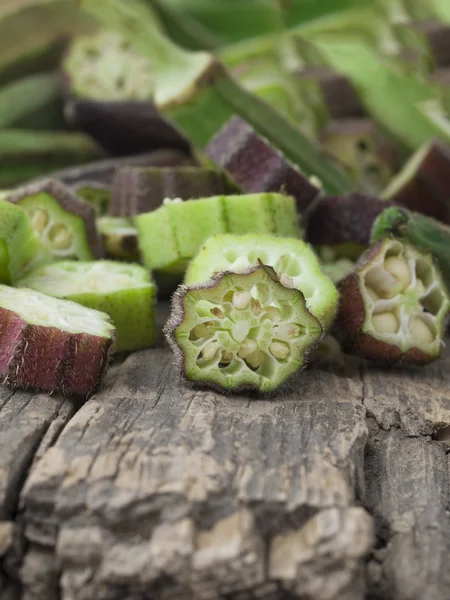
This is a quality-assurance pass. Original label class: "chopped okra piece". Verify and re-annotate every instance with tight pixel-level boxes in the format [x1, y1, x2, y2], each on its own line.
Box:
[96, 216, 140, 262]
[185, 233, 338, 331]
[0, 285, 115, 397]
[18, 261, 156, 353]
[320, 259, 355, 284]
[336, 239, 450, 365]
[74, 182, 110, 217]
[164, 265, 323, 393]
[0, 199, 40, 284]
[6, 179, 102, 263]
[135, 193, 301, 288]
[110, 166, 238, 217]
[205, 116, 320, 213]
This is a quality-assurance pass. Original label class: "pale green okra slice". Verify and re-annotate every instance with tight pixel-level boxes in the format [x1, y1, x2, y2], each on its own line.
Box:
[165, 265, 323, 393]
[18, 260, 157, 352]
[185, 233, 338, 331]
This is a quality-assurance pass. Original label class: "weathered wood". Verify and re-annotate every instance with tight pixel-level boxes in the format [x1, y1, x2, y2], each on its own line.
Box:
[18, 346, 372, 600]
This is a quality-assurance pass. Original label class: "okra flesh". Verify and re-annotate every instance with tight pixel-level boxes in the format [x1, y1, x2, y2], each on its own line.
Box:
[338, 239, 450, 364]
[185, 233, 338, 331]
[165, 266, 322, 393]
[96, 216, 140, 262]
[19, 261, 156, 352]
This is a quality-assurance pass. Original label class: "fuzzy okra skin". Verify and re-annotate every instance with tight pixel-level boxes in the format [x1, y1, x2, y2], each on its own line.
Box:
[6, 179, 103, 264]
[0, 199, 40, 284]
[135, 193, 301, 284]
[165, 265, 323, 393]
[336, 239, 450, 365]
[18, 261, 156, 353]
[371, 206, 450, 289]
[0, 285, 115, 398]
[80, 0, 351, 196]
[185, 233, 339, 331]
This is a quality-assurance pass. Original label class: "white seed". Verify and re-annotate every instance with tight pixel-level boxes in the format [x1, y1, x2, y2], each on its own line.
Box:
[31, 209, 49, 233]
[238, 338, 258, 359]
[275, 323, 301, 338]
[211, 307, 225, 318]
[365, 266, 398, 298]
[48, 224, 73, 250]
[269, 341, 290, 360]
[232, 290, 251, 310]
[202, 341, 219, 361]
[416, 279, 426, 296]
[366, 286, 380, 302]
[194, 322, 213, 339]
[384, 256, 411, 290]
[220, 350, 234, 363]
[410, 317, 434, 343]
[279, 274, 295, 289]
[372, 312, 399, 334]
[246, 350, 264, 369]
[265, 306, 282, 322]
[250, 298, 262, 315]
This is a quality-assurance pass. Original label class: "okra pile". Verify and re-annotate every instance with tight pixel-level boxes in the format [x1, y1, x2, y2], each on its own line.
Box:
[0, 0, 449, 397]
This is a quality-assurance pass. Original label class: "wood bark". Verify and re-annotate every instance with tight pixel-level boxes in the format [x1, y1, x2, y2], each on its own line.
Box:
[0, 305, 448, 599]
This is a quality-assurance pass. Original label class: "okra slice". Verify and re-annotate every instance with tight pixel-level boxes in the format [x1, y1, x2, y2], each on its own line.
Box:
[306, 192, 395, 258]
[0, 285, 115, 397]
[74, 182, 110, 218]
[135, 193, 301, 284]
[319, 118, 399, 194]
[96, 217, 140, 262]
[336, 239, 450, 365]
[110, 166, 238, 217]
[6, 179, 102, 263]
[205, 116, 320, 213]
[0, 199, 40, 283]
[164, 265, 323, 393]
[185, 233, 338, 331]
[381, 141, 450, 224]
[19, 261, 156, 352]
[63, 29, 155, 100]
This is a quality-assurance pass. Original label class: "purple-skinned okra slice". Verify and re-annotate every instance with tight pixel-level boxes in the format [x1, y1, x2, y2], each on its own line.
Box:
[164, 265, 323, 393]
[184, 233, 338, 331]
[18, 260, 156, 352]
[336, 239, 450, 365]
[0, 284, 115, 398]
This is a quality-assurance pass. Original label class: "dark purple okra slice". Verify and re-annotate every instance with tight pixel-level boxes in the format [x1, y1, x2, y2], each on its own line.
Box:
[164, 265, 323, 393]
[6, 179, 102, 263]
[205, 116, 321, 213]
[110, 165, 239, 217]
[336, 239, 450, 365]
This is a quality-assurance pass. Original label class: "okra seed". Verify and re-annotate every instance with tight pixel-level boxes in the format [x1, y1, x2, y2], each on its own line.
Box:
[211, 307, 225, 318]
[384, 256, 411, 290]
[250, 298, 262, 315]
[416, 279, 426, 295]
[194, 322, 213, 339]
[265, 306, 282, 322]
[372, 312, 399, 334]
[48, 224, 73, 250]
[220, 350, 234, 364]
[366, 287, 380, 302]
[30, 209, 49, 233]
[238, 338, 258, 359]
[232, 291, 251, 310]
[275, 323, 301, 338]
[246, 350, 264, 369]
[269, 342, 290, 360]
[410, 317, 434, 343]
[202, 341, 219, 361]
[280, 274, 294, 289]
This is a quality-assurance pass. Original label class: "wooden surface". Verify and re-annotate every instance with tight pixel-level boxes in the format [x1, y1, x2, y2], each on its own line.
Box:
[0, 305, 450, 600]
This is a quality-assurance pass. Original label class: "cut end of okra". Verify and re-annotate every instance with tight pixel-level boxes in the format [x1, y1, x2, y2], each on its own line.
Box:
[185, 233, 339, 331]
[381, 141, 450, 225]
[319, 118, 399, 195]
[18, 260, 156, 353]
[336, 239, 450, 365]
[0, 199, 40, 284]
[74, 181, 110, 217]
[63, 29, 155, 101]
[165, 265, 323, 393]
[110, 165, 239, 217]
[135, 193, 301, 284]
[6, 179, 103, 263]
[96, 216, 140, 262]
[306, 192, 394, 252]
[205, 116, 320, 213]
[0, 284, 115, 398]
